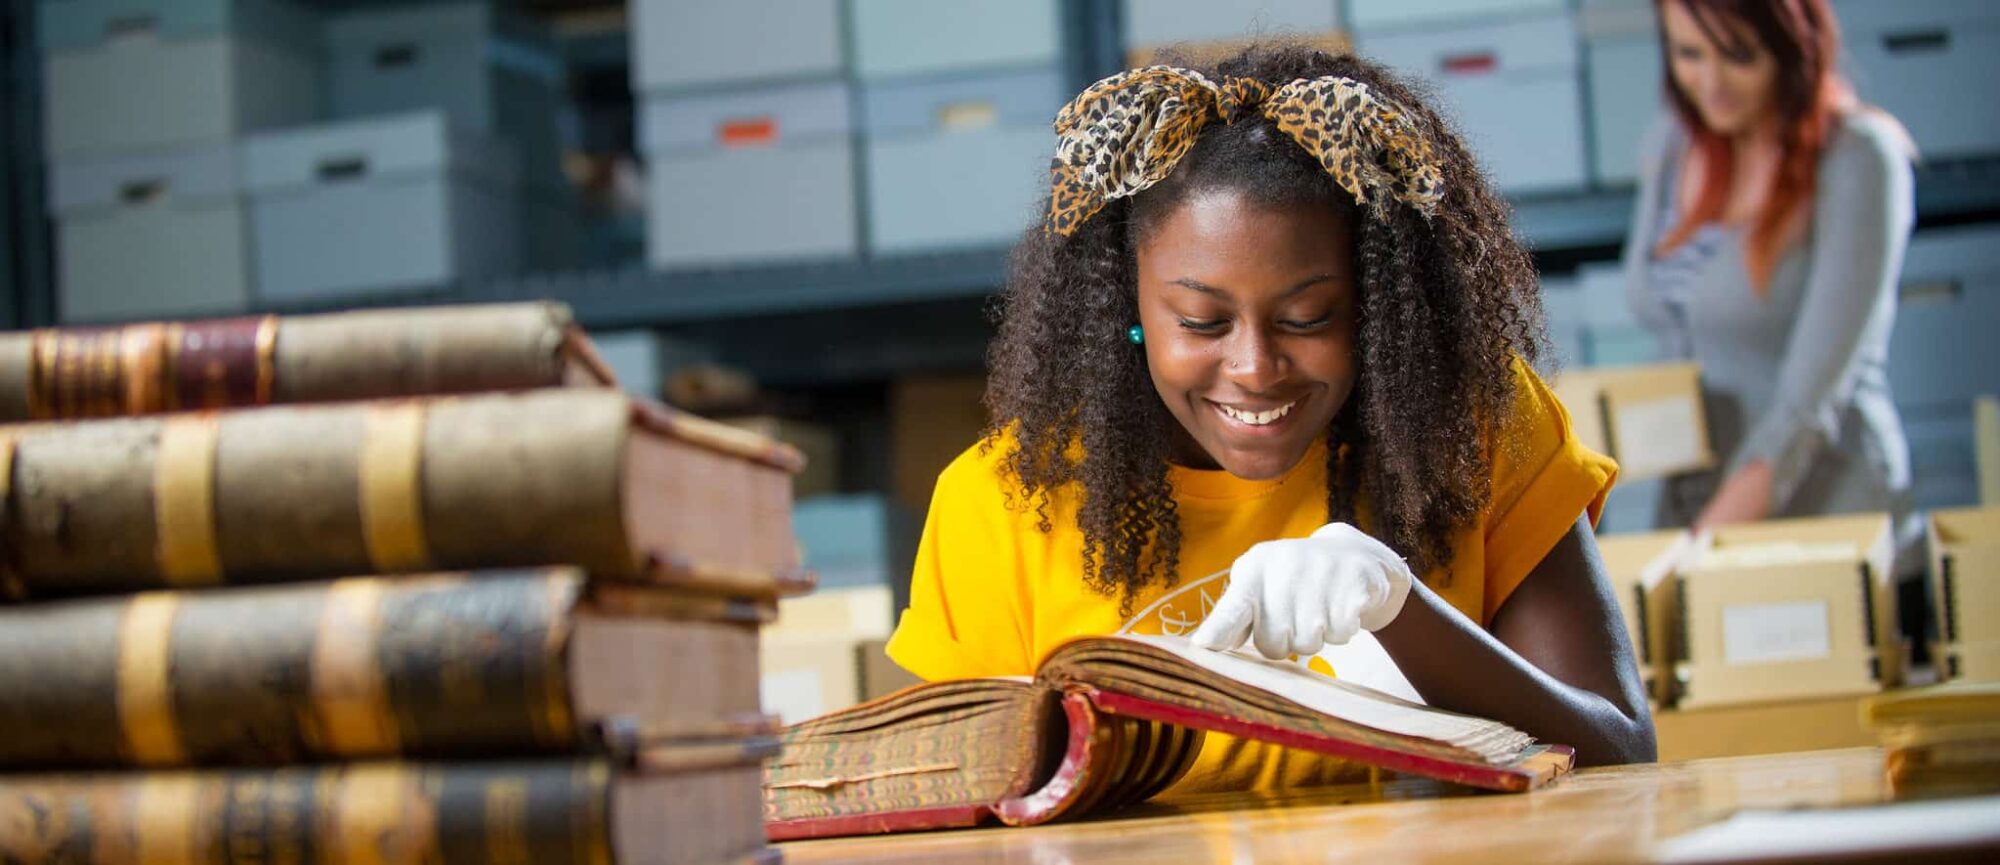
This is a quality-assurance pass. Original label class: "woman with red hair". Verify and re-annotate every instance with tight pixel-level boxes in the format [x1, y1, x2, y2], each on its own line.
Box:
[1623, 0, 1918, 565]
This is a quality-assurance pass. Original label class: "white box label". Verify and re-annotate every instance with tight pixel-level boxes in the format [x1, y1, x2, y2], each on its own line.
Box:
[761, 669, 826, 725]
[1722, 600, 1832, 666]
[1614, 395, 1703, 477]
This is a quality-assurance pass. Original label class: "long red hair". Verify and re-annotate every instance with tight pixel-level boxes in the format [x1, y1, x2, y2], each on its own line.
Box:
[1653, 0, 1848, 294]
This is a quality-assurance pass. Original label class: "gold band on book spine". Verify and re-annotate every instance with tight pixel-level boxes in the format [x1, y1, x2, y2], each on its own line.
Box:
[312, 579, 399, 755]
[327, 765, 429, 865]
[135, 776, 202, 865]
[0, 760, 629, 864]
[153, 416, 222, 585]
[117, 594, 187, 766]
[0, 435, 21, 601]
[254, 315, 278, 406]
[582, 762, 613, 865]
[118, 324, 169, 414]
[534, 576, 579, 747]
[359, 403, 433, 573]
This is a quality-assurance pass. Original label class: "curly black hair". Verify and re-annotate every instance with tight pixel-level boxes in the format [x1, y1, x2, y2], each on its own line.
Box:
[984, 44, 1549, 611]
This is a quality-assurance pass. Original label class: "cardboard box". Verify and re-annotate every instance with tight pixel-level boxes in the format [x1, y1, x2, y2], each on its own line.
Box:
[1836, 0, 2000, 163]
[760, 634, 865, 725]
[858, 638, 922, 700]
[1125, 32, 1350, 69]
[758, 633, 924, 725]
[1652, 694, 1876, 762]
[1123, 0, 1338, 53]
[1355, 13, 1587, 193]
[1552, 362, 1715, 481]
[722, 416, 840, 499]
[639, 82, 859, 269]
[849, 0, 1059, 80]
[49, 145, 252, 322]
[40, 0, 320, 157]
[1597, 530, 1687, 704]
[890, 374, 989, 516]
[1674, 514, 1900, 709]
[244, 111, 521, 302]
[771, 584, 895, 639]
[861, 67, 1064, 254]
[1930, 507, 2000, 683]
[631, 0, 845, 91]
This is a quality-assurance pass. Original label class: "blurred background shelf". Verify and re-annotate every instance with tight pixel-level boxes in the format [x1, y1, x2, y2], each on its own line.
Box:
[230, 156, 2000, 337]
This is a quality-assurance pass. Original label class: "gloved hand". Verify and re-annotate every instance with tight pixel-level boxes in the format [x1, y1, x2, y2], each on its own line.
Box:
[1188, 522, 1415, 660]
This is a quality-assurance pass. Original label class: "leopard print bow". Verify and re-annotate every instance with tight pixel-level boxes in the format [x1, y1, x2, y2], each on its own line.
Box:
[1047, 66, 1445, 236]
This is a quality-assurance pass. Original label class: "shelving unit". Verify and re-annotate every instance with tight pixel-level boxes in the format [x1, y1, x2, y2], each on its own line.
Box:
[7, 1, 2000, 354]
[229, 156, 2000, 338]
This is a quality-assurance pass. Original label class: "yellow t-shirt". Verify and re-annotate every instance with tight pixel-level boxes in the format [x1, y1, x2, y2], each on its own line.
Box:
[883, 359, 1617, 793]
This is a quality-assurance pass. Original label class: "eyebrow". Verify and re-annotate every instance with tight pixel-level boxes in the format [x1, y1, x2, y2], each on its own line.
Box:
[1170, 274, 1337, 297]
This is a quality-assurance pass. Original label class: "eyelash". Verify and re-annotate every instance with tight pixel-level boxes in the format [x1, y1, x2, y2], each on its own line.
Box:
[1176, 316, 1332, 333]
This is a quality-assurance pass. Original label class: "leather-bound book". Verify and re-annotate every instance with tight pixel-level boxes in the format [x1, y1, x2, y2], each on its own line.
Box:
[0, 747, 779, 865]
[0, 302, 620, 421]
[0, 569, 772, 769]
[0, 389, 808, 601]
[764, 635, 1576, 839]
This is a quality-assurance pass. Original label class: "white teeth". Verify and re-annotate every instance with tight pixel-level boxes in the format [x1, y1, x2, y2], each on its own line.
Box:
[1218, 401, 1295, 426]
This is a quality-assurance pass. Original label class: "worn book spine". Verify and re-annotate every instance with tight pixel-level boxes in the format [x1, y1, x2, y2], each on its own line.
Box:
[0, 302, 611, 422]
[0, 571, 585, 769]
[0, 389, 799, 600]
[0, 761, 618, 865]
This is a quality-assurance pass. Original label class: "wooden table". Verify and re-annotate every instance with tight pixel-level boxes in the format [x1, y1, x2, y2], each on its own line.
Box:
[779, 748, 1997, 863]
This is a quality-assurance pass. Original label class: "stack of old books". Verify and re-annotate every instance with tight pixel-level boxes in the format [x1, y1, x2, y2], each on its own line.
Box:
[1865, 682, 2000, 801]
[0, 303, 803, 864]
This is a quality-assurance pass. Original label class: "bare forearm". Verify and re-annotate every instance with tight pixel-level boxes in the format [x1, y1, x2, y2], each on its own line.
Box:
[1374, 582, 1656, 766]
[1695, 459, 1774, 531]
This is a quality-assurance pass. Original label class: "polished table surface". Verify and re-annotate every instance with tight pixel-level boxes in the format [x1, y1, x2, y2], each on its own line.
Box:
[778, 747, 1973, 864]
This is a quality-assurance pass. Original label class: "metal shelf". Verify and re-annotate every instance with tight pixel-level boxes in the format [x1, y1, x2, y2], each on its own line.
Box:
[435, 156, 2000, 332]
[472, 246, 1012, 329]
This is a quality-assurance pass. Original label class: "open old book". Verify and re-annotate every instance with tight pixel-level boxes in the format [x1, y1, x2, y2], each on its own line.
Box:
[763, 635, 1574, 839]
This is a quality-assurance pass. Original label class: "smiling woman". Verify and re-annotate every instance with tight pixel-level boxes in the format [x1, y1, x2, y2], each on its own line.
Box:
[1136, 193, 1358, 480]
[883, 44, 1653, 794]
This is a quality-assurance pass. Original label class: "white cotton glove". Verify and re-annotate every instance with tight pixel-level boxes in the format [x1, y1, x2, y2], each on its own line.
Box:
[1188, 522, 1415, 661]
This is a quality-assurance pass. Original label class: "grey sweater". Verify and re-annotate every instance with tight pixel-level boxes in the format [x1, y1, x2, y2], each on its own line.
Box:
[1619, 111, 1919, 565]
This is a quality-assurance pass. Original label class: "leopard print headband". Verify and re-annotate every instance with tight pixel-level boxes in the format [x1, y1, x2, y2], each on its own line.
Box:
[1046, 66, 1445, 236]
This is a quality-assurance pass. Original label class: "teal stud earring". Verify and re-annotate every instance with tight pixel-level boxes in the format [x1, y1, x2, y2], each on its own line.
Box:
[1127, 324, 1144, 345]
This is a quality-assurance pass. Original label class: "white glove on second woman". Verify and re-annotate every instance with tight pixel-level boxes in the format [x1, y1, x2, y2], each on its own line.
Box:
[1188, 522, 1415, 660]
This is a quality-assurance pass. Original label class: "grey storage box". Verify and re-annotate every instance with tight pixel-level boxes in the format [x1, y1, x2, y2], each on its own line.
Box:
[1888, 225, 2000, 411]
[1348, 0, 1566, 33]
[641, 81, 858, 269]
[245, 111, 522, 302]
[1122, 0, 1339, 50]
[1585, 38, 1661, 186]
[40, 0, 319, 157]
[631, 0, 844, 91]
[1904, 411, 1978, 511]
[1358, 13, 1589, 193]
[1574, 261, 1661, 366]
[861, 68, 1062, 254]
[325, 2, 566, 189]
[1582, 0, 1663, 186]
[849, 0, 1059, 79]
[1836, 0, 2000, 161]
[48, 145, 251, 322]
